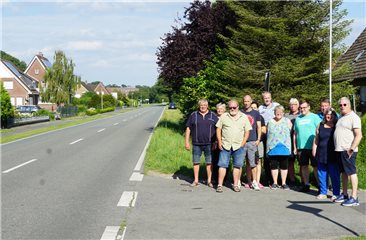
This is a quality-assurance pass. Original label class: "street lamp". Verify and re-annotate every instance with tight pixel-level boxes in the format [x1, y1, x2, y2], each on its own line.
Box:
[101, 91, 104, 110]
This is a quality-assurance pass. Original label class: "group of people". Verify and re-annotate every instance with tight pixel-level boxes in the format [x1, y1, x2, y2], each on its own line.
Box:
[184, 92, 362, 207]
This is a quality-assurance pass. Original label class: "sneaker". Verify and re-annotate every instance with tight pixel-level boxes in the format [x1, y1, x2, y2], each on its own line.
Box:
[330, 195, 338, 202]
[281, 184, 290, 190]
[316, 194, 327, 200]
[233, 185, 241, 192]
[252, 181, 260, 191]
[299, 184, 310, 193]
[334, 194, 349, 203]
[258, 183, 264, 189]
[243, 183, 252, 189]
[270, 183, 279, 190]
[342, 197, 359, 207]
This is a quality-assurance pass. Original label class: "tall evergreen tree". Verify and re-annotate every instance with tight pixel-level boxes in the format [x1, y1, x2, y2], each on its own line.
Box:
[41, 51, 81, 105]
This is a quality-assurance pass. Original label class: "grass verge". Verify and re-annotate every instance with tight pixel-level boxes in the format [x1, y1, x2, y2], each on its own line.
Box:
[0, 108, 133, 144]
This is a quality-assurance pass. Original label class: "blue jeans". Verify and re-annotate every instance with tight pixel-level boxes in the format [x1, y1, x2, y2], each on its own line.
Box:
[192, 144, 212, 164]
[218, 147, 246, 168]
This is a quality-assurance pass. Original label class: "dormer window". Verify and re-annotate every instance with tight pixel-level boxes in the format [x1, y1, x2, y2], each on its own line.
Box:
[353, 50, 365, 64]
[35, 68, 39, 75]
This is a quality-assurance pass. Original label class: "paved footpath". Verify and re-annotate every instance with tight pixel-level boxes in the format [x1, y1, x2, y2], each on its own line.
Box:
[125, 174, 366, 240]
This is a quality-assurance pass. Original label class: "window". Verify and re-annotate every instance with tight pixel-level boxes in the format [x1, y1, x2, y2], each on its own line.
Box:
[3, 81, 13, 90]
[10, 97, 15, 106]
[353, 50, 365, 63]
[35, 68, 39, 75]
[16, 97, 23, 106]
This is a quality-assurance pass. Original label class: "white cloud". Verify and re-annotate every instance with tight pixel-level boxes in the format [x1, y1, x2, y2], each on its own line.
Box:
[65, 41, 103, 51]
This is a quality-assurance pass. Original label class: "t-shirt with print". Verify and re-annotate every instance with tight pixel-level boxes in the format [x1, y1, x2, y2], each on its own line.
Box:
[241, 109, 261, 142]
[294, 113, 321, 149]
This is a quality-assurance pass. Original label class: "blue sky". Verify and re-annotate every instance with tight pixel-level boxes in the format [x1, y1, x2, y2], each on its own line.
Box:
[1, 1, 365, 87]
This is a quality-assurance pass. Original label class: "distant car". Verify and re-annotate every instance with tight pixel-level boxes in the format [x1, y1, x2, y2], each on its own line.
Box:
[16, 105, 41, 114]
[168, 103, 177, 109]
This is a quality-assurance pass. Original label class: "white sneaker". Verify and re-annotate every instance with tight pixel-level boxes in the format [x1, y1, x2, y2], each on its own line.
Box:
[251, 181, 260, 191]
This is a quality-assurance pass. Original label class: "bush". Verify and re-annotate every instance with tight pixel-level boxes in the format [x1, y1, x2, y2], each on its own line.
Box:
[0, 83, 14, 128]
[33, 109, 55, 120]
[357, 114, 366, 189]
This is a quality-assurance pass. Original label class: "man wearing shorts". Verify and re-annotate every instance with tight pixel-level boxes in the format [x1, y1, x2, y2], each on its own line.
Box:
[216, 100, 251, 193]
[185, 99, 218, 187]
[241, 95, 261, 190]
[333, 97, 362, 206]
[293, 100, 321, 192]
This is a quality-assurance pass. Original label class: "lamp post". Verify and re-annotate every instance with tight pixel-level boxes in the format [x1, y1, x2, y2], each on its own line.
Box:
[101, 91, 104, 110]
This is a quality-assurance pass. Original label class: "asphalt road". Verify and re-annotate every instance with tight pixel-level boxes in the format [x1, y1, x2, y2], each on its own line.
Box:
[1, 105, 164, 239]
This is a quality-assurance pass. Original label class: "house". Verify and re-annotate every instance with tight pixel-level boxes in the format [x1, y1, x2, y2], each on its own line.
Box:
[0, 60, 39, 106]
[334, 27, 366, 113]
[24, 52, 57, 111]
[24, 52, 52, 89]
[74, 81, 95, 98]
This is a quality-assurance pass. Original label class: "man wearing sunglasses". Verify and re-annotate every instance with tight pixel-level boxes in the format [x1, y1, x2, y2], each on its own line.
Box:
[216, 100, 252, 193]
[333, 97, 362, 206]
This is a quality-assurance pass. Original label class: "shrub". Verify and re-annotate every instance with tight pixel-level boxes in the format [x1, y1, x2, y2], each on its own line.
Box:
[0, 83, 14, 128]
[357, 114, 366, 189]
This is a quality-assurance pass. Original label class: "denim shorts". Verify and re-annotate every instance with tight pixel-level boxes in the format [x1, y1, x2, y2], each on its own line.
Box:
[218, 147, 246, 168]
[339, 151, 357, 175]
[192, 144, 212, 164]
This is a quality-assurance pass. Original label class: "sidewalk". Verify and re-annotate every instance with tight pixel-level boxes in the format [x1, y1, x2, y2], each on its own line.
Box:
[125, 173, 366, 239]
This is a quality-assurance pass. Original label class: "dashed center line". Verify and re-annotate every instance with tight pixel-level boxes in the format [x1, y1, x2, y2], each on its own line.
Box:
[100, 226, 120, 240]
[70, 138, 83, 145]
[2, 158, 38, 174]
[97, 128, 106, 133]
[129, 172, 144, 181]
[123, 119, 127, 122]
[113, 123, 119, 125]
[118, 191, 138, 207]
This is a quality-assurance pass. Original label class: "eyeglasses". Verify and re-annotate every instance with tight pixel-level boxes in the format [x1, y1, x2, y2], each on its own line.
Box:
[339, 103, 347, 107]
[229, 106, 238, 110]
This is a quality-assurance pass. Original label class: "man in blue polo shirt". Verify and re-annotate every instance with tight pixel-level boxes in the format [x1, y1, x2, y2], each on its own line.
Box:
[185, 99, 219, 187]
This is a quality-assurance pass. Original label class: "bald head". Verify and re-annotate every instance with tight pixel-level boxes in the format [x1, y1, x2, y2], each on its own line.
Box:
[243, 95, 253, 110]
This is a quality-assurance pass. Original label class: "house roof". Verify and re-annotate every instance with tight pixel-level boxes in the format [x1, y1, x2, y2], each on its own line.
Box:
[334, 27, 366, 82]
[81, 81, 95, 92]
[24, 53, 52, 73]
[1, 60, 38, 94]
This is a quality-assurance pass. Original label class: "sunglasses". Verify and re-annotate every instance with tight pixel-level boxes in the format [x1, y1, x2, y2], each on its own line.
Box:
[339, 103, 347, 107]
[229, 106, 238, 110]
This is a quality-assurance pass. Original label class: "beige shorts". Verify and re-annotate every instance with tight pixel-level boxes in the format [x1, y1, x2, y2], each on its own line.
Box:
[257, 141, 264, 159]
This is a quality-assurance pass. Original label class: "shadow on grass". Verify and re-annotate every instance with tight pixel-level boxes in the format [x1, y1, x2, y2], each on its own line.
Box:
[156, 119, 186, 133]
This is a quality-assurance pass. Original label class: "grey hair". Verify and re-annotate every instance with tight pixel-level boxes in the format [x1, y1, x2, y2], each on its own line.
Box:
[198, 99, 208, 106]
[274, 105, 285, 113]
[289, 98, 299, 105]
[338, 97, 351, 105]
[216, 102, 226, 109]
[228, 99, 239, 107]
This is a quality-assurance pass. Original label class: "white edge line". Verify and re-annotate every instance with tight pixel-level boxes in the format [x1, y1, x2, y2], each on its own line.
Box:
[100, 226, 120, 240]
[121, 226, 127, 240]
[117, 191, 138, 207]
[133, 107, 165, 172]
[70, 138, 83, 145]
[97, 128, 106, 133]
[129, 172, 144, 181]
[2, 158, 38, 174]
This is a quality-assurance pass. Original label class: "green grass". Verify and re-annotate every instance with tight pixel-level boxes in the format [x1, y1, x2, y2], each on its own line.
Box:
[0, 108, 133, 144]
[144, 109, 193, 177]
[342, 235, 366, 240]
[356, 114, 366, 189]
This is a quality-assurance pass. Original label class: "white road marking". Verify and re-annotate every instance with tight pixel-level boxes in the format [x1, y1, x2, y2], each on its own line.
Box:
[2, 159, 38, 174]
[100, 226, 120, 240]
[117, 191, 138, 207]
[97, 128, 106, 133]
[123, 119, 127, 122]
[113, 123, 119, 125]
[120, 227, 127, 240]
[129, 172, 144, 181]
[70, 138, 83, 145]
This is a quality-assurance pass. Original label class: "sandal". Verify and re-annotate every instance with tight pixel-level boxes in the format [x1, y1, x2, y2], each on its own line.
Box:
[233, 185, 241, 192]
[207, 182, 213, 188]
[190, 182, 199, 187]
[216, 185, 223, 193]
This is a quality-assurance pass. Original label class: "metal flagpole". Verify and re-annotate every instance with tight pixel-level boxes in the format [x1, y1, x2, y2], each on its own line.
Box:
[329, 0, 333, 104]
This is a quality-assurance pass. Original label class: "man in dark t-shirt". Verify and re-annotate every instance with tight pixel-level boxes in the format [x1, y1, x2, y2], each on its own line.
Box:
[185, 99, 218, 187]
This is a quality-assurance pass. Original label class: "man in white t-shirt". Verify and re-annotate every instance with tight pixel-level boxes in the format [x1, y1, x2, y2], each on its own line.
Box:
[333, 97, 362, 206]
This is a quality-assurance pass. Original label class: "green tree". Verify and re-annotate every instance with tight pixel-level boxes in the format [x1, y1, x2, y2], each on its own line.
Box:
[0, 82, 14, 128]
[41, 50, 81, 105]
[0, 51, 27, 72]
